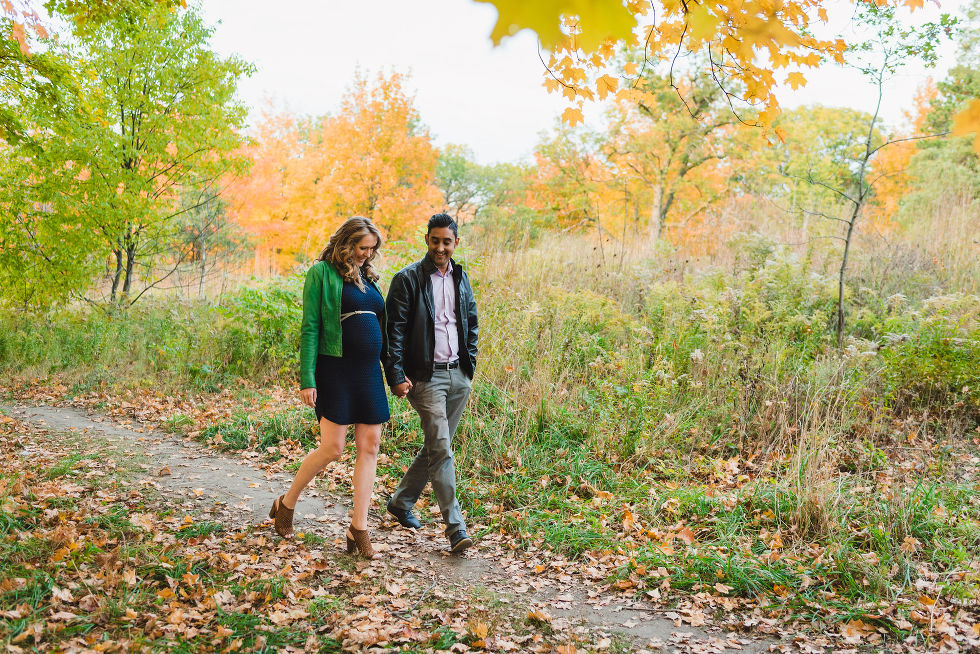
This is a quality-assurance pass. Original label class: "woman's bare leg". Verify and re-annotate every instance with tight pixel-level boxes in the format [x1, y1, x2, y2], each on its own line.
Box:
[350, 423, 382, 530]
[283, 418, 346, 509]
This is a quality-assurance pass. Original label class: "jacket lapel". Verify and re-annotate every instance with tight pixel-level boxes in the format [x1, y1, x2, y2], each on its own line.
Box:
[419, 258, 435, 320]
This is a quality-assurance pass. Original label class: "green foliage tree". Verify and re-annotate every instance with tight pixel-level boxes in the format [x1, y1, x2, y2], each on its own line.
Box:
[0, 20, 72, 148]
[436, 145, 486, 222]
[436, 144, 533, 229]
[901, 0, 980, 218]
[768, 105, 879, 225]
[0, 3, 253, 307]
[175, 185, 250, 297]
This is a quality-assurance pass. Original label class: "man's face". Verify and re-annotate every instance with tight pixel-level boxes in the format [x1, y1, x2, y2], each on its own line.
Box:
[425, 226, 459, 268]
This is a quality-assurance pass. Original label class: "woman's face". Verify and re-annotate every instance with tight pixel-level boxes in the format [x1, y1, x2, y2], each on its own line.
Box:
[351, 233, 378, 268]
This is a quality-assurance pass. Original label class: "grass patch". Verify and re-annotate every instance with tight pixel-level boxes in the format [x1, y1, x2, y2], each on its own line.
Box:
[45, 452, 94, 479]
[199, 408, 316, 453]
[175, 520, 225, 539]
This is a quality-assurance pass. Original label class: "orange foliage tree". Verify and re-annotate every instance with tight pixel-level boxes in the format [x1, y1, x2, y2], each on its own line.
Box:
[309, 71, 442, 241]
[222, 109, 310, 274]
[225, 72, 442, 273]
[865, 82, 936, 227]
[528, 127, 611, 232]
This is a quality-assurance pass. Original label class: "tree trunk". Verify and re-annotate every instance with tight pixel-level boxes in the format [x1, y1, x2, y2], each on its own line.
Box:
[199, 237, 207, 298]
[110, 248, 123, 302]
[650, 183, 674, 240]
[122, 239, 137, 297]
[837, 198, 862, 348]
[651, 186, 664, 239]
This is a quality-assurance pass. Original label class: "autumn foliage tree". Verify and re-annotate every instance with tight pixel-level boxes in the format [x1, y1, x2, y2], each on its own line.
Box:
[221, 109, 310, 273]
[226, 72, 441, 272]
[529, 127, 608, 232]
[316, 72, 442, 240]
[603, 67, 736, 239]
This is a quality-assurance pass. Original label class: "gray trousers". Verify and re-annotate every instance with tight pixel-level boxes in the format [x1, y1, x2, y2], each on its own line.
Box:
[390, 367, 471, 537]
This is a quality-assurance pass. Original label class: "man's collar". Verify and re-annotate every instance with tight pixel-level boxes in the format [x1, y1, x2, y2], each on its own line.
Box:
[421, 255, 457, 275]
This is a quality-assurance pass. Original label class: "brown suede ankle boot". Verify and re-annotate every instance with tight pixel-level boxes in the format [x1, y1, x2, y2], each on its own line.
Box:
[269, 495, 294, 538]
[346, 526, 376, 559]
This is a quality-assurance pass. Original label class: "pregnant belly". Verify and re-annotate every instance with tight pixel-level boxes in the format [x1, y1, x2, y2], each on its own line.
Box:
[342, 315, 382, 360]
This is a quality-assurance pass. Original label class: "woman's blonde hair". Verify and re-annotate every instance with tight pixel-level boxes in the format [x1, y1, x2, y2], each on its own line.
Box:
[318, 217, 382, 290]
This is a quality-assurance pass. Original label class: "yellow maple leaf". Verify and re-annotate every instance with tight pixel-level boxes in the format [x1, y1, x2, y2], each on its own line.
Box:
[686, 3, 720, 44]
[952, 98, 980, 153]
[596, 74, 618, 100]
[475, 0, 636, 51]
[562, 106, 584, 126]
[623, 61, 638, 76]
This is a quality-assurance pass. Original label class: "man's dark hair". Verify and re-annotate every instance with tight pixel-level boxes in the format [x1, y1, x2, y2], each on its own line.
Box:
[427, 213, 458, 237]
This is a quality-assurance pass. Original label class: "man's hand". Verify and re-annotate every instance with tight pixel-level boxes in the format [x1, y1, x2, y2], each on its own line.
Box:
[392, 379, 413, 399]
[300, 387, 317, 408]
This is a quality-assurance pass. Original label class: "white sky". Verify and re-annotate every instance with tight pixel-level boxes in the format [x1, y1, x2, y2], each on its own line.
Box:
[198, 0, 970, 165]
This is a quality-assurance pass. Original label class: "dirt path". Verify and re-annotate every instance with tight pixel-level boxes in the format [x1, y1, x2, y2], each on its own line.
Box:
[6, 402, 779, 653]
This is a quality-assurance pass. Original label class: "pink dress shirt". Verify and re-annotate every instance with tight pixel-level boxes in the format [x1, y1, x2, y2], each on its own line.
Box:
[431, 262, 459, 363]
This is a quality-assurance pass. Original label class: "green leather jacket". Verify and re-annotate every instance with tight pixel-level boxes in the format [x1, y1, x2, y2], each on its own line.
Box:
[299, 260, 387, 389]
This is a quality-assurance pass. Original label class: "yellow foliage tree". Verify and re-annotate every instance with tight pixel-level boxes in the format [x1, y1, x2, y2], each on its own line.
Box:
[603, 69, 736, 239]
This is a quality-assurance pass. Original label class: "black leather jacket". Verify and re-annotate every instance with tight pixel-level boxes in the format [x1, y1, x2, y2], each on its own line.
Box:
[384, 255, 478, 385]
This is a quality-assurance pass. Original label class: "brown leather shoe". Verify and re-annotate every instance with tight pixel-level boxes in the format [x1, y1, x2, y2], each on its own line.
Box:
[269, 495, 294, 538]
[346, 526, 376, 559]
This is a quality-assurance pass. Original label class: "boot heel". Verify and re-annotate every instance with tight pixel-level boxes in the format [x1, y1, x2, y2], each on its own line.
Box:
[346, 526, 376, 559]
[269, 495, 294, 538]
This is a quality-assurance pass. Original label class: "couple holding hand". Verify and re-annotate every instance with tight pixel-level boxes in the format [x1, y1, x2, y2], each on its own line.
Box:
[269, 213, 477, 558]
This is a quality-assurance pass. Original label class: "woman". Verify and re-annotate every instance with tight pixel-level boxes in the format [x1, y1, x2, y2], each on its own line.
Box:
[269, 216, 390, 559]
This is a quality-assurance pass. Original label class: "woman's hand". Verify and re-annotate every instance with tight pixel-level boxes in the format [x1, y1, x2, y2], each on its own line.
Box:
[391, 379, 412, 399]
[300, 387, 317, 408]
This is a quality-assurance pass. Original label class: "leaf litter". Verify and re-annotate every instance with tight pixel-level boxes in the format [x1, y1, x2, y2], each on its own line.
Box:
[2, 379, 978, 652]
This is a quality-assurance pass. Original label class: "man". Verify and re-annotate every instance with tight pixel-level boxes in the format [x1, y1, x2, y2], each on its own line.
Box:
[384, 213, 478, 553]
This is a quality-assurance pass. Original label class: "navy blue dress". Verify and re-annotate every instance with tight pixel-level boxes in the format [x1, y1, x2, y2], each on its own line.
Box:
[314, 280, 390, 425]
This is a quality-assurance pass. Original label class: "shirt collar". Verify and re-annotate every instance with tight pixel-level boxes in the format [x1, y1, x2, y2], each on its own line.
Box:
[423, 254, 454, 277]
